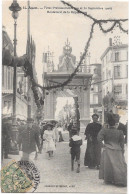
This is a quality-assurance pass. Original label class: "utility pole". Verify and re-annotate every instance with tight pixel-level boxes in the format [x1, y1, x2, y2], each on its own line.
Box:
[27, 0, 31, 119]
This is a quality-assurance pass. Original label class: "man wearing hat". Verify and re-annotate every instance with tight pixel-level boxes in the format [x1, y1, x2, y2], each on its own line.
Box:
[18, 118, 40, 161]
[84, 114, 102, 169]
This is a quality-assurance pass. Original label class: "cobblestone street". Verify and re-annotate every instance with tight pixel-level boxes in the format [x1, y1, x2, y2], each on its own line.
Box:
[2, 132, 127, 193]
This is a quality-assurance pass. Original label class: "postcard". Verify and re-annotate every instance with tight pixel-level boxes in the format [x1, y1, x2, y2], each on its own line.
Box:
[1, 0, 128, 193]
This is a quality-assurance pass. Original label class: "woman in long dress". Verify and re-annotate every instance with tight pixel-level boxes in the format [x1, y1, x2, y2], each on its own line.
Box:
[97, 114, 127, 186]
[84, 114, 102, 169]
[43, 122, 56, 159]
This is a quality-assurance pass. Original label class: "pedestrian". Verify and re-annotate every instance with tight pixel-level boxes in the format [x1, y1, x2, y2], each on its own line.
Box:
[2, 117, 12, 159]
[97, 113, 127, 186]
[18, 120, 25, 151]
[57, 123, 64, 142]
[51, 120, 59, 146]
[68, 119, 73, 139]
[33, 121, 41, 160]
[84, 114, 102, 169]
[43, 122, 56, 159]
[18, 118, 40, 161]
[69, 128, 82, 173]
[114, 114, 127, 143]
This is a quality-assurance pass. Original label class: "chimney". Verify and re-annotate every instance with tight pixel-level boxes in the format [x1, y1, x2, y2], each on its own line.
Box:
[109, 38, 112, 46]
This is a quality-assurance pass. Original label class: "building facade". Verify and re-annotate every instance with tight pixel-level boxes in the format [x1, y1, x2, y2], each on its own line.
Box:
[101, 38, 128, 123]
[2, 26, 28, 120]
[89, 64, 102, 122]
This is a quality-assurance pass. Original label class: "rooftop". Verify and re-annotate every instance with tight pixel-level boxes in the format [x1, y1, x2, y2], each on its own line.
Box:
[100, 44, 128, 60]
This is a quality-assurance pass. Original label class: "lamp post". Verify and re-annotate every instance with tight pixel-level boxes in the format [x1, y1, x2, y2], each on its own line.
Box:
[9, 0, 21, 153]
[73, 96, 80, 134]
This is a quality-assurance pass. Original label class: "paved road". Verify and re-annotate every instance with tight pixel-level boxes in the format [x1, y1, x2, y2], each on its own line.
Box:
[2, 131, 127, 193]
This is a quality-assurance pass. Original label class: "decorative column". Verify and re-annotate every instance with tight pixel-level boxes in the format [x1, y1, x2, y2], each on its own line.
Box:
[80, 87, 90, 133]
[44, 90, 55, 120]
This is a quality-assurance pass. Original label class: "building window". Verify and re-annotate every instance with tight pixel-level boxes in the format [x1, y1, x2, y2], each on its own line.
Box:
[115, 52, 119, 62]
[94, 85, 98, 92]
[93, 94, 98, 104]
[114, 66, 120, 78]
[126, 65, 128, 78]
[4, 101, 8, 108]
[94, 68, 97, 74]
[8, 67, 10, 90]
[114, 85, 122, 95]
[108, 70, 111, 78]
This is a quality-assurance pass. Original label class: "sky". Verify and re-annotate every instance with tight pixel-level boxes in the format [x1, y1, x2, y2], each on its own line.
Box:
[2, 0, 128, 86]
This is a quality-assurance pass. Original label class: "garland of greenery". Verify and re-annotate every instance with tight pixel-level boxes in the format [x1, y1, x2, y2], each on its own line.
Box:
[27, 1, 127, 91]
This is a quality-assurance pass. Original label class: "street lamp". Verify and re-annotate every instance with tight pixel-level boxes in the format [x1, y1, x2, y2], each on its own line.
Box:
[9, 0, 21, 153]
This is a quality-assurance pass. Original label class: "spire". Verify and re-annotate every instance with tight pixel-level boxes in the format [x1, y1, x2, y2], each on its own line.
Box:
[65, 38, 70, 46]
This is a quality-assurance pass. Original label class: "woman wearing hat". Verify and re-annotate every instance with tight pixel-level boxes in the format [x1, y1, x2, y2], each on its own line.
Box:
[97, 113, 127, 186]
[43, 122, 56, 159]
[84, 114, 102, 169]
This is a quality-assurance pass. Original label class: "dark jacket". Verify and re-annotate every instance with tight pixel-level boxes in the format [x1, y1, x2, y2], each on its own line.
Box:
[117, 123, 127, 136]
[69, 135, 82, 152]
[97, 127, 125, 152]
[85, 122, 102, 142]
[19, 124, 40, 154]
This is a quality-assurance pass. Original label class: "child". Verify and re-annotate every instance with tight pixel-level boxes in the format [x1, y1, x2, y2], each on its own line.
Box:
[43, 122, 56, 159]
[69, 129, 82, 173]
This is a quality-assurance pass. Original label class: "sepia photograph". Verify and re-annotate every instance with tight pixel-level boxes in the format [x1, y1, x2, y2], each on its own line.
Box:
[1, 0, 128, 193]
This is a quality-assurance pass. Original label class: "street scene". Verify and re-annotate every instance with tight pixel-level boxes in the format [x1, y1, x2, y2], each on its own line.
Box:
[2, 132, 127, 193]
[1, 0, 128, 193]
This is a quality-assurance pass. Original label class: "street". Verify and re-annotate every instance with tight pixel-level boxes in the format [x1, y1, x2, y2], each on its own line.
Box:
[2, 131, 127, 193]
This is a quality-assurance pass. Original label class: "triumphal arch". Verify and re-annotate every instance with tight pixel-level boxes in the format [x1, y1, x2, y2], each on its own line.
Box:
[42, 39, 92, 132]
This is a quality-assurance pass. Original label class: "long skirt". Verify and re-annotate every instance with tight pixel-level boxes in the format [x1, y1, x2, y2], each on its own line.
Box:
[99, 148, 127, 186]
[45, 139, 56, 152]
[84, 140, 101, 168]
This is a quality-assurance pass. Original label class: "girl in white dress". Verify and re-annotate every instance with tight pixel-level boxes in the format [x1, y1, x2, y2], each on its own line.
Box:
[43, 122, 56, 159]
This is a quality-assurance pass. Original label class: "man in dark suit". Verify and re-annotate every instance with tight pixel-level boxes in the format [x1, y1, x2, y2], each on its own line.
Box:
[19, 118, 40, 161]
[114, 114, 127, 143]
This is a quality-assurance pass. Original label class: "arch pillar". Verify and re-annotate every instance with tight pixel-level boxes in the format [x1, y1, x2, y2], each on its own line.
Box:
[79, 88, 90, 133]
[44, 91, 55, 120]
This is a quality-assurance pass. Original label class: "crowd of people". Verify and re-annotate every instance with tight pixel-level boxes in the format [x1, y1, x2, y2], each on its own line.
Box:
[2, 112, 127, 187]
